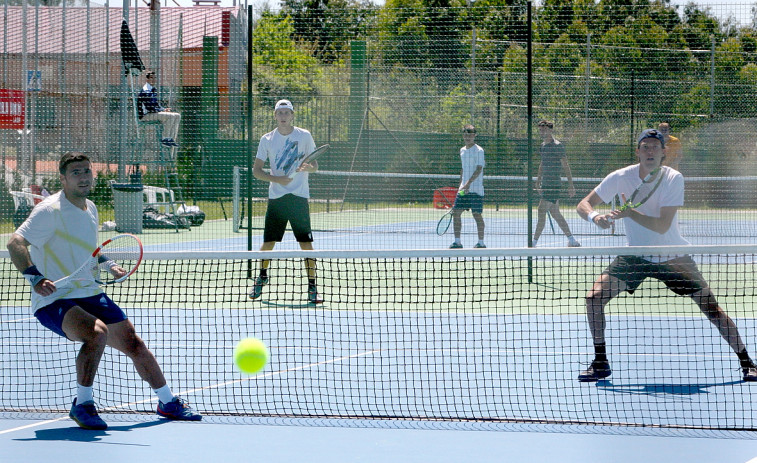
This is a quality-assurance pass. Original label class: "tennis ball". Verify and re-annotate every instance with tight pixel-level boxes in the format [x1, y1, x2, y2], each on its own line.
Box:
[458, 190, 466, 196]
[234, 337, 269, 374]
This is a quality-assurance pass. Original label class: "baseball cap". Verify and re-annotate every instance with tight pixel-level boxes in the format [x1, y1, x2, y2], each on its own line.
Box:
[637, 128, 665, 148]
[274, 99, 294, 112]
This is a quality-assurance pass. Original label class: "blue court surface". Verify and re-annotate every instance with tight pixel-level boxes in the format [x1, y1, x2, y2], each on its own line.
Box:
[2, 415, 757, 463]
[4, 219, 757, 461]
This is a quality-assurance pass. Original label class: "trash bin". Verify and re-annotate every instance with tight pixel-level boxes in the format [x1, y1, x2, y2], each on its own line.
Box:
[433, 187, 458, 209]
[111, 183, 144, 233]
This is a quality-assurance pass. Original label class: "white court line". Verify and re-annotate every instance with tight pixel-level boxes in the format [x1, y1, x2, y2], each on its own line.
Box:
[0, 348, 383, 436]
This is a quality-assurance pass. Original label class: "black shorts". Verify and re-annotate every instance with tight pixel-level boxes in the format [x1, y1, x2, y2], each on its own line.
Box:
[452, 193, 484, 214]
[540, 187, 562, 204]
[603, 255, 707, 296]
[263, 194, 313, 243]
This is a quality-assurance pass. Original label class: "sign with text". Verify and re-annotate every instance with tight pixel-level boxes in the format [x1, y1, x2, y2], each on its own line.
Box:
[0, 89, 24, 129]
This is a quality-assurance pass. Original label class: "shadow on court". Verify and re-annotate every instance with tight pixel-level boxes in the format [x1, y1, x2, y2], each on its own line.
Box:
[596, 379, 745, 396]
[13, 419, 168, 444]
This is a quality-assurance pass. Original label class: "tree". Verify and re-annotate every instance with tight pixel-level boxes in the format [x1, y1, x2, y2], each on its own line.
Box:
[252, 14, 321, 101]
[281, 0, 378, 64]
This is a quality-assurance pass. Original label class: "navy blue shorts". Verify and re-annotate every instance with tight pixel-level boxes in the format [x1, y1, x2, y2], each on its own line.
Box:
[264, 194, 313, 243]
[452, 193, 484, 214]
[34, 293, 128, 339]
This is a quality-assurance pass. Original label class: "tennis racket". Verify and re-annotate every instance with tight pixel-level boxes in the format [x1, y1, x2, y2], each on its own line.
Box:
[54, 234, 143, 290]
[436, 210, 453, 235]
[288, 144, 330, 178]
[617, 167, 664, 212]
[546, 210, 555, 234]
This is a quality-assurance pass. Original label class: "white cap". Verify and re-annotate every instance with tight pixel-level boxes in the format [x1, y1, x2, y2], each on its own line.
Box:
[274, 99, 294, 112]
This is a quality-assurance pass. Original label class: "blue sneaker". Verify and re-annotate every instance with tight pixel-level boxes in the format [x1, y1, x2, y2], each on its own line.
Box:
[248, 275, 269, 300]
[449, 242, 463, 249]
[161, 138, 179, 147]
[308, 286, 324, 304]
[157, 397, 202, 421]
[69, 399, 108, 430]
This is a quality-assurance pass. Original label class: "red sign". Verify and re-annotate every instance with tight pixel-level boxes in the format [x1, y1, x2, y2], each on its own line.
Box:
[0, 89, 25, 129]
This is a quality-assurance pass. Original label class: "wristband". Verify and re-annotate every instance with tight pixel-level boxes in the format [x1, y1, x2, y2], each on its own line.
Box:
[98, 255, 117, 270]
[22, 265, 45, 288]
[587, 211, 600, 223]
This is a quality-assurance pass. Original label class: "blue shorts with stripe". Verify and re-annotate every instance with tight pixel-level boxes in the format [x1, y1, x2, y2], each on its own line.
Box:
[34, 293, 127, 339]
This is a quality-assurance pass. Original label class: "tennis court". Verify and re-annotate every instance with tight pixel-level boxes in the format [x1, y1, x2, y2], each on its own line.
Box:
[3, 246, 757, 461]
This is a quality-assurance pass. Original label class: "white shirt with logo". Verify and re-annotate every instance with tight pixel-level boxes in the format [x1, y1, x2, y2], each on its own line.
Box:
[256, 127, 316, 199]
[594, 165, 688, 252]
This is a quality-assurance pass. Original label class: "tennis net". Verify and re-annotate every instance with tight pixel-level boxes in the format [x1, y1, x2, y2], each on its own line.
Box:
[233, 169, 757, 247]
[2, 246, 757, 431]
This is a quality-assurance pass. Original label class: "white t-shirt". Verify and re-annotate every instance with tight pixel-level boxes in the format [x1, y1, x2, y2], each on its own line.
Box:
[459, 144, 485, 196]
[594, 165, 689, 249]
[15, 191, 102, 313]
[256, 127, 316, 199]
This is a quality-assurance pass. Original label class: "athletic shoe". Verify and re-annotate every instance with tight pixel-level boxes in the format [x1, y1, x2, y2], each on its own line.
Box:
[69, 399, 108, 430]
[474, 243, 487, 249]
[308, 287, 324, 304]
[248, 276, 269, 300]
[157, 397, 202, 421]
[568, 238, 581, 247]
[449, 242, 463, 249]
[161, 138, 179, 147]
[743, 361, 757, 381]
[578, 359, 612, 382]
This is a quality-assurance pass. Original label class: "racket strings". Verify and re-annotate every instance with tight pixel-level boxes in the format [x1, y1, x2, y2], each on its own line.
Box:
[97, 239, 142, 282]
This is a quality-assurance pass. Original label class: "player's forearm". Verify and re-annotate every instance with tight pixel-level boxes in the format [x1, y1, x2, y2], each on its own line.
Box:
[7, 234, 34, 273]
[625, 209, 674, 234]
[253, 165, 277, 183]
[576, 199, 594, 221]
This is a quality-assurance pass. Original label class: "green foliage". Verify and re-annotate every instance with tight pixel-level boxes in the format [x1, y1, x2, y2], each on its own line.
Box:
[252, 14, 321, 99]
[281, 0, 379, 64]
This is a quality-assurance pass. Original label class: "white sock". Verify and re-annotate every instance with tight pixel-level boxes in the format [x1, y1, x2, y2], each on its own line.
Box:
[154, 385, 175, 404]
[454, 238, 461, 244]
[77, 384, 94, 404]
[478, 240, 485, 245]
[532, 238, 538, 246]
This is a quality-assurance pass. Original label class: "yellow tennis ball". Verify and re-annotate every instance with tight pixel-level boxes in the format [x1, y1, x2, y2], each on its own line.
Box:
[234, 337, 269, 374]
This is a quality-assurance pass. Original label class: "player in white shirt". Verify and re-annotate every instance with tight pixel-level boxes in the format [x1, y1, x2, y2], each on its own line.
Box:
[575, 129, 757, 383]
[6, 152, 201, 429]
[249, 99, 323, 304]
[449, 125, 486, 249]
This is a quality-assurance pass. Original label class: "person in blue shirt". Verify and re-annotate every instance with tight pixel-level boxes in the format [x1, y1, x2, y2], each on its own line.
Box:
[137, 71, 181, 148]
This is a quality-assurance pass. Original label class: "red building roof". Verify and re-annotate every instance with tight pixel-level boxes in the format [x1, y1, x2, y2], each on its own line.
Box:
[0, 6, 239, 54]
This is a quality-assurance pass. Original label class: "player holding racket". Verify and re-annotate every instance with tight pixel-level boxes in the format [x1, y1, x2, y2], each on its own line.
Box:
[575, 129, 757, 382]
[249, 99, 324, 304]
[449, 124, 486, 249]
[6, 152, 201, 430]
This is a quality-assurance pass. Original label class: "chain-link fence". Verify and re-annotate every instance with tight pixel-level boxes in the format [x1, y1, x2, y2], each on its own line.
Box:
[2, 2, 757, 249]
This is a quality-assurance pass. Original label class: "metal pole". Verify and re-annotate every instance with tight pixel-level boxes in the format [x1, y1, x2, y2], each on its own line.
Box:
[246, 5, 254, 256]
[150, 0, 160, 80]
[710, 36, 715, 118]
[585, 33, 590, 141]
[21, 0, 28, 184]
[527, 1, 533, 250]
[119, 0, 131, 181]
[469, 0, 476, 125]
